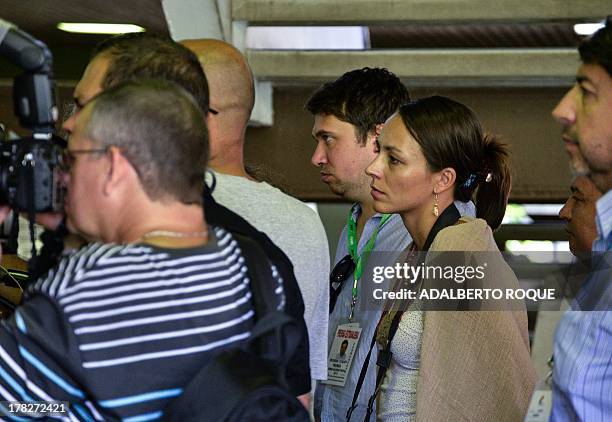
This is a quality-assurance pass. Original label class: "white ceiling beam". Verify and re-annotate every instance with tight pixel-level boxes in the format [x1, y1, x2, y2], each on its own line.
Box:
[161, 0, 273, 126]
[162, 0, 226, 40]
[233, 0, 609, 24]
[247, 48, 579, 87]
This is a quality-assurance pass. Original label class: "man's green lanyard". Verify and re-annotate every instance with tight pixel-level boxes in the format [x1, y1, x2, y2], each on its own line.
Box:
[346, 211, 391, 321]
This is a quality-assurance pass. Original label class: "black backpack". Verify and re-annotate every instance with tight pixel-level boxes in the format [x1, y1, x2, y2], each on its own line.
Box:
[203, 182, 311, 396]
[162, 234, 310, 422]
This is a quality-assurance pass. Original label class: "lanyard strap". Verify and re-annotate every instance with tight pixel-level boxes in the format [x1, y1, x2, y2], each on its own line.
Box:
[345, 309, 403, 422]
[346, 211, 391, 320]
[346, 204, 462, 420]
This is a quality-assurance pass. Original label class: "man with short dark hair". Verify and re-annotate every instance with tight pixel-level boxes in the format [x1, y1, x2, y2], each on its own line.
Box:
[0, 79, 286, 420]
[336, 340, 349, 361]
[550, 21, 611, 421]
[308, 67, 410, 201]
[307, 67, 476, 420]
[552, 22, 612, 193]
[38, 32, 312, 401]
[71, 33, 210, 126]
[306, 68, 414, 421]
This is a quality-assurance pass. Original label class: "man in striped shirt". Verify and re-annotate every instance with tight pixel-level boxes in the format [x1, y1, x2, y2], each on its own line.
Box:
[34, 33, 312, 401]
[0, 79, 284, 421]
[551, 21, 611, 421]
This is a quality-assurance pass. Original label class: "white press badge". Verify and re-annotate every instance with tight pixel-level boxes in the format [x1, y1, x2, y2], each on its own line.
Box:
[524, 379, 552, 422]
[322, 322, 362, 387]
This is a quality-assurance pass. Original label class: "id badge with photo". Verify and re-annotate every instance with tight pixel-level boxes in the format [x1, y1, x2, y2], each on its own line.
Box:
[524, 378, 552, 422]
[322, 322, 362, 387]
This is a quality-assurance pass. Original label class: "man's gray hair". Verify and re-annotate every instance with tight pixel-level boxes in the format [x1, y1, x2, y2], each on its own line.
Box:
[83, 78, 209, 204]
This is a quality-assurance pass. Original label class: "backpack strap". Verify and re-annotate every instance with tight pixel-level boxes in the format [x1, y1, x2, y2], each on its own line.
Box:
[235, 233, 282, 320]
[203, 183, 311, 396]
[346, 204, 462, 421]
[233, 233, 300, 364]
[162, 233, 300, 421]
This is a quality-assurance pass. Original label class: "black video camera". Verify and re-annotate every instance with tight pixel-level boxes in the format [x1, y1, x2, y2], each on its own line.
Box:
[0, 18, 65, 213]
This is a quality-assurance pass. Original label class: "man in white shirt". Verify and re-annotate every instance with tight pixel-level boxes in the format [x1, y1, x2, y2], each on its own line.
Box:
[182, 40, 331, 402]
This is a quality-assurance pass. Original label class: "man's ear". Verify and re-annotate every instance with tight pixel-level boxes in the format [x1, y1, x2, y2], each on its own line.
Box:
[365, 124, 385, 150]
[374, 123, 384, 137]
[103, 146, 134, 196]
[433, 167, 457, 195]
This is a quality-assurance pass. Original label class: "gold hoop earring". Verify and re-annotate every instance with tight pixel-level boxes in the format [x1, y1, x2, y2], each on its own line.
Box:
[433, 193, 439, 217]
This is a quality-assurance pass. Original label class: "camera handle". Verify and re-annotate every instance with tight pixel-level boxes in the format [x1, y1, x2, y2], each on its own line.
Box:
[21, 153, 39, 277]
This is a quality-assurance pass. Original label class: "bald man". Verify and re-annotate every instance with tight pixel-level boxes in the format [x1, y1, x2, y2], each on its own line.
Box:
[182, 39, 331, 393]
[180, 39, 254, 178]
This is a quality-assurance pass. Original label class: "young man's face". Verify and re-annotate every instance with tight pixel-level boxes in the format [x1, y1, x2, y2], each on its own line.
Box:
[310, 114, 377, 202]
[552, 63, 612, 192]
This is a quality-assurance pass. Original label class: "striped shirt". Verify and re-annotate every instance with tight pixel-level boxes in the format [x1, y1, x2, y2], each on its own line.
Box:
[0, 226, 283, 421]
[551, 190, 612, 421]
[593, 190, 612, 252]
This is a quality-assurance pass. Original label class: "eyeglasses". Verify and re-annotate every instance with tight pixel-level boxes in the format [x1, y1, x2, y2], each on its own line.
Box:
[329, 254, 356, 313]
[61, 147, 109, 171]
[208, 107, 219, 115]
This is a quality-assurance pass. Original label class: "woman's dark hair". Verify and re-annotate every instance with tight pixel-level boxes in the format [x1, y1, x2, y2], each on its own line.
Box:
[398, 95, 511, 229]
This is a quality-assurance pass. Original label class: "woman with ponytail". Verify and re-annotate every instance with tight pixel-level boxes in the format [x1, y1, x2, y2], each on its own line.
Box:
[364, 96, 536, 421]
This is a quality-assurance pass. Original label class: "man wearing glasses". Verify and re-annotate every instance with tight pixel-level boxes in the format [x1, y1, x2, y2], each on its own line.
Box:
[0, 79, 288, 420]
[36, 33, 313, 403]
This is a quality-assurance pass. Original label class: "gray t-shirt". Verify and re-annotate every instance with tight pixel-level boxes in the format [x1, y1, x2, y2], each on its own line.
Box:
[207, 171, 331, 381]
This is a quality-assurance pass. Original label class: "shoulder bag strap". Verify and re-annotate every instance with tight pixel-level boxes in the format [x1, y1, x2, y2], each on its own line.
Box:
[234, 234, 300, 363]
[163, 233, 295, 421]
[347, 204, 462, 421]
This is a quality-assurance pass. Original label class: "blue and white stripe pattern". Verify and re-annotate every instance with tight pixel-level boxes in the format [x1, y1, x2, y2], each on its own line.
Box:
[0, 226, 283, 420]
[551, 190, 612, 421]
[593, 190, 612, 253]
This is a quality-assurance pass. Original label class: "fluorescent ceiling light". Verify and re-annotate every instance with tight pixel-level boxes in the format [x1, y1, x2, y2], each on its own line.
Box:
[246, 27, 368, 50]
[573, 22, 605, 36]
[57, 23, 145, 34]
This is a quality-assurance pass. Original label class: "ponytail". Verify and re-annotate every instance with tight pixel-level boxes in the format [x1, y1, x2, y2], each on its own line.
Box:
[474, 135, 511, 230]
[397, 96, 512, 230]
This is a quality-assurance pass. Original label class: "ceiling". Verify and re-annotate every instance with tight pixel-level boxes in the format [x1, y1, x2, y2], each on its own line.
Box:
[1, 0, 169, 47]
[0, 1, 594, 82]
[2, 0, 584, 51]
[369, 22, 580, 48]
